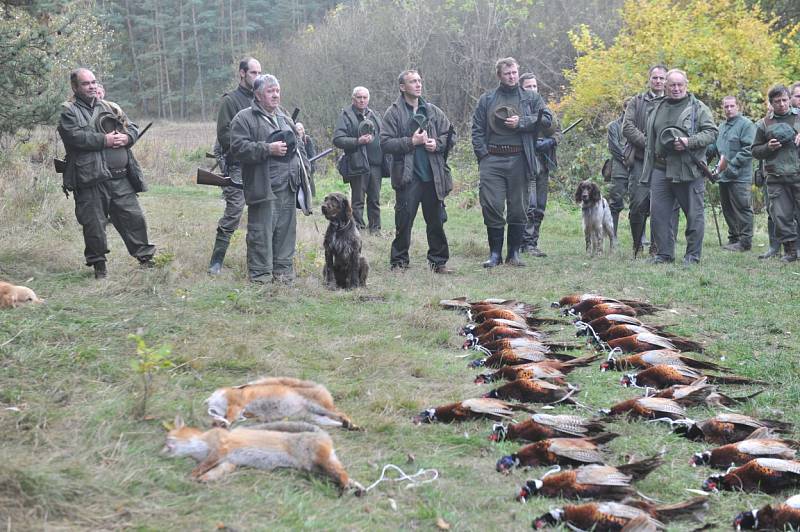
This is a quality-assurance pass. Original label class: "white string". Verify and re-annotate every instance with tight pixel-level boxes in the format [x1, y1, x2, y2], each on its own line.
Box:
[364, 463, 439, 492]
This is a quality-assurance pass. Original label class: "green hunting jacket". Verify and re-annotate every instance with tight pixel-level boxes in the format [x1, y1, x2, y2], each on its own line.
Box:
[471, 84, 552, 178]
[381, 94, 454, 200]
[607, 114, 629, 179]
[640, 94, 717, 184]
[751, 109, 800, 183]
[706, 114, 756, 183]
[332, 105, 383, 177]
[216, 85, 254, 154]
[230, 102, 311, 212]
[57, 97, 142, 191]
[622, 90, 663, 161]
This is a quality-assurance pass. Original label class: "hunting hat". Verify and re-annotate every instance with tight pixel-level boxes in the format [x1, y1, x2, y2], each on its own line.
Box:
[491, 105, 519, 135]
[358, 118, 375, 137]
[267, 129, 297, 161]
[96, 110, 123, 134]
[411, 113, 428, 133]
[658, 125, 689, 152]
[767, 122, 797, 145]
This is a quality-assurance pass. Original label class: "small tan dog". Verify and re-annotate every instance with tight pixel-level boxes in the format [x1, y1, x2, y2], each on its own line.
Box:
[0, 281, 44, 309]
[206, 377, 358, 430]
[162, 416, 364, 494]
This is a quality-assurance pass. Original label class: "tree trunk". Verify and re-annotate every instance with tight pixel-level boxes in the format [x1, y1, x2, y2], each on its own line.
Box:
[154, 1, 174, 120]
[124, 0, 146, 114]
[191, 3, 207, 120]
[179, 0, 187, 119]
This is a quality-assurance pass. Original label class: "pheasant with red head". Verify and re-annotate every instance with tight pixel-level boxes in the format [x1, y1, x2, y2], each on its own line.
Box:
[516, 454, 663, 501]
[496, 433, 618, 472]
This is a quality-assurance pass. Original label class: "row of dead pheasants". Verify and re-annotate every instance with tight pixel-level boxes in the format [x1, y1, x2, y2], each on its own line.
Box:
[422, 294, 800, 530]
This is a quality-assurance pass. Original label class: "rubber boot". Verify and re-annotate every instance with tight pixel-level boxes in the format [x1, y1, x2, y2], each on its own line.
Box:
[505, 224, 526, 267]
[208, 235, 230, 274]
[630, 221, 645, 256]
[611, 211, 620, 237]
[780, 240, 797, 263]
[482, 227, 504, 268]
[93, 261, 107, 279]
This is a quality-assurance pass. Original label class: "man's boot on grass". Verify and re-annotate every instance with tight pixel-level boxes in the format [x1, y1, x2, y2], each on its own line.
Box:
[759, 241, 781, 259]
[208, 235, 230, 275]
[93, 261, 107, 279]
[482, 226, 504, 268]
[505, 224, 526, 267]
[781, 240, 797, 263]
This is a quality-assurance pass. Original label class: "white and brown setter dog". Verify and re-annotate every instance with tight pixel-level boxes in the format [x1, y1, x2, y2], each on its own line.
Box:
[574, 180, 617, 256]
[320, 192, 369, 289]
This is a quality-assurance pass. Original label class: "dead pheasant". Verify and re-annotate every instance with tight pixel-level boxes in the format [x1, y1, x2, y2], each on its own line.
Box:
[654, 380, 763, 408]
[464, 325, 544, 347]
[601, 350, 727, 372]
[412, 398, 534, 424]
[607, 332, 704, 354]
[674, 414, 793, 445]
[703, 458, 800, 493]
[734, 494, 800, 530]
[462, 318, 529, 337]
[600, 325, 704, 352]
[691, 430, 799, 468]
[582, 303, 640, 322]
[532, 497, 708, 530]
[440, 297, 538, 317]
[474, 362, 568, 385]
[566, 296, 662, 317]
[621, 365, 768, 389]
[496, 433, 619, 472]
[600, 396, 687, 421]
[517, 454, 664, 501]
[483, 378, 579, 405]
[490, 414, 607, 442]
[469, 348, 577, 369]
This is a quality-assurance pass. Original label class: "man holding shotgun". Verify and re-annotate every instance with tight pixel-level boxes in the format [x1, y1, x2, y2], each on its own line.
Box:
[206, 57, 261, 275]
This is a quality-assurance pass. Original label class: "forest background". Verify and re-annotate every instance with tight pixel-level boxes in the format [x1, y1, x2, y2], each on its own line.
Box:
[3, 0, 800, 144]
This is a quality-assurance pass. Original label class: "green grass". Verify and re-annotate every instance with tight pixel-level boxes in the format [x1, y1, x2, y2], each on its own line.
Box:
[1, 125, 799, 530]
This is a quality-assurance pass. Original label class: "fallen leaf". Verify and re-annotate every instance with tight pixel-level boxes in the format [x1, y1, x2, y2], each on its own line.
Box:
[436, 517, 451, 530]
[388, 498, 397, 511]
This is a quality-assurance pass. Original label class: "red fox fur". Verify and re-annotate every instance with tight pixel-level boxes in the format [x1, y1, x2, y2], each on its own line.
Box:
[0, 281, 44, 308]
[162, 416, 364, 494]
[205, 377, 357, 429]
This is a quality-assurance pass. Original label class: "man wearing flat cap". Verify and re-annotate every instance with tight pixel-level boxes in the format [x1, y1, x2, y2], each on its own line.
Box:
[472, 57, 553, 267]
[333, 87, 385, 234]
[230, 73, 311, 283]
[640, 69, 717, 265]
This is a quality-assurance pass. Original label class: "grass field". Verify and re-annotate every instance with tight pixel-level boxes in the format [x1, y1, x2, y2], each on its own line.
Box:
[1, 123, 799, 531]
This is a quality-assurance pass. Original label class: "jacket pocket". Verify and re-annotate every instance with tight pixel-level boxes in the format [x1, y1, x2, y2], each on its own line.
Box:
[74, 153, 106, 187]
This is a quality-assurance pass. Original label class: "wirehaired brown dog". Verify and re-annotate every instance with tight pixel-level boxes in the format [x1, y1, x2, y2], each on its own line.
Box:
[575, 180, 616, 256]
[320, 192, 368, 289]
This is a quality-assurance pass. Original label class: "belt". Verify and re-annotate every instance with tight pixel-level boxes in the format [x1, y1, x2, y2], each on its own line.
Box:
[654, 156, 667, 169]
[487, 144, 523, 155]
[109, 167, 128, 177]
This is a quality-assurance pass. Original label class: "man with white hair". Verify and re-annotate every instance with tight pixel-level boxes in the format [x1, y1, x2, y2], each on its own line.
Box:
[640, 68, 717, 265]
[230, 74, 311, 283]
[333, 86, 385, 233]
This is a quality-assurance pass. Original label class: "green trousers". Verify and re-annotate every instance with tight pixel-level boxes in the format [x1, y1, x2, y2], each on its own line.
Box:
[718, 181, 753, 247]
[479, 153, 528, 228]
[650, 168, 705, 262]
[350, 164, 382, 231]
[73, 176, 155, 265]
[246, 186, 296, 281]
[766, 180, 800, 243]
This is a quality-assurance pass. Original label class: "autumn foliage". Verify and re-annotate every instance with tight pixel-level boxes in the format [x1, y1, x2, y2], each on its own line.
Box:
[561, 0, 800, 127]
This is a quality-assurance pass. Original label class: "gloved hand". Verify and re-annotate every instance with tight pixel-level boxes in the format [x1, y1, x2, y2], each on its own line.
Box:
[535, 137, 555, 151]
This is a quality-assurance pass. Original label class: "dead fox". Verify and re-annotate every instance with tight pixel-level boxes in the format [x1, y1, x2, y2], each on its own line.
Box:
[205, 377, 358, 430]
[162, 416, 364, 494]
